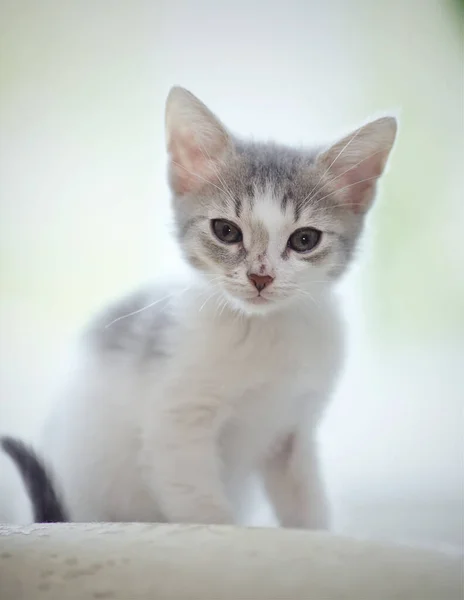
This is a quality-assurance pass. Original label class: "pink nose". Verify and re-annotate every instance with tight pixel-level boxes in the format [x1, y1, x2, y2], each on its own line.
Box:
[248, 273, 274, 292]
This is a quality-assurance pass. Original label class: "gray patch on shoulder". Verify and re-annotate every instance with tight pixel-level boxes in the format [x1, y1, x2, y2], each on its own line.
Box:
[86, 288, 175, 361]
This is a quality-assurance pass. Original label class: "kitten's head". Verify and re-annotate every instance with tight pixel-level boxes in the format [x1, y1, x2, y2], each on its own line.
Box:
[166, 87, 397, 315]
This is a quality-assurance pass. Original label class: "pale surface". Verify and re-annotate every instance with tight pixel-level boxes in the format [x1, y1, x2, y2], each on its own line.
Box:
[0, 524, 461, 600]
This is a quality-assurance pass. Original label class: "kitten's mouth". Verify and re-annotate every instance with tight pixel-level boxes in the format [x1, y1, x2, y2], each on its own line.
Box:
[247, 295, 270, 305]
[223, 286, 276, 311]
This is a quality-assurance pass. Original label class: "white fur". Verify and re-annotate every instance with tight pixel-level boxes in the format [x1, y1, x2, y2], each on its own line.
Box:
[40, 281, 343, 527]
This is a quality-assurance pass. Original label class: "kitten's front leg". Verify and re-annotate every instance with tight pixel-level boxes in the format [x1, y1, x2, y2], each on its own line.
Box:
[263, 427, 329, 530]
[145, 389, 233, 525]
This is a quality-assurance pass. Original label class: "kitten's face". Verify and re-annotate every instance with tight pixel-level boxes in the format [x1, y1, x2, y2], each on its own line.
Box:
[175, 149, 359, 315]
[165, 87, 397, 315]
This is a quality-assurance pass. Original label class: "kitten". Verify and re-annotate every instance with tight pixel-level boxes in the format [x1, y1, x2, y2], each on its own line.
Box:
[1, 436, 68, 522]
[32, 87, 396, 526]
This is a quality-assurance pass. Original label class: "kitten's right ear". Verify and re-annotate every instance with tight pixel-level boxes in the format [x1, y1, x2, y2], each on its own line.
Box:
[315, 116, 397, 214]
[165, 87, 232, 195]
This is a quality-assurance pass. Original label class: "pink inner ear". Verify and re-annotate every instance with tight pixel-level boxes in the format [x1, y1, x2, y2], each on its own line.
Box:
[169, 132, 222, 195]
[332, 149, 387, 214]
[169, 134, 208, 195]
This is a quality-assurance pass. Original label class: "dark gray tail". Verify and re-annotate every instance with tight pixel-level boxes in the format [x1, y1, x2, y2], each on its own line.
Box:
[1, 436, 68, 522]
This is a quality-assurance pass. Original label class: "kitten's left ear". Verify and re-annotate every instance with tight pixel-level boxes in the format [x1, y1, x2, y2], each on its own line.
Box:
[316, 117, 397, 213]
[165, 87, 232, 195]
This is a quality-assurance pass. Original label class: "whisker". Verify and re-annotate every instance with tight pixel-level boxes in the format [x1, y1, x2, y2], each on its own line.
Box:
[204, 275, 225, 285]
[198, 289, 220, 312]
[300, 127, 363, 206]
[300, 183, 380, 220]
[172, 160, 233, 198]
[105, 287, 190, 328]
[305, 148, 388, 209]
[218, 297, 228, 317]
[304, 203, 352, 217]
[197, 142, 237, 209]
[313, 175, 379, 205]
[209, 293, 227, 319]
[295, 289, 320, 309]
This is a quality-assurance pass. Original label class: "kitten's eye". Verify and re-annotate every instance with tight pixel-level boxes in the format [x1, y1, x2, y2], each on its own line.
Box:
[288, 228, 322, 253]
[211, 219, 243, 244]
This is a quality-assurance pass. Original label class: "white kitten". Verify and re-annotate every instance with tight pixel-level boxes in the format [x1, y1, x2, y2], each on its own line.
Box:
[10, 88, 397, 526]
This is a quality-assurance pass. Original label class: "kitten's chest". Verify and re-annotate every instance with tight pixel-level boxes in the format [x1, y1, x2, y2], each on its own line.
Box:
[220, 386, 304, 469]
[166, 301, 341, 465]
[177, 308, 330, 400]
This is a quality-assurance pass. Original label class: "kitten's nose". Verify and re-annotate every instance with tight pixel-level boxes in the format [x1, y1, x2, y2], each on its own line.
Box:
[248, 273, 274, 292]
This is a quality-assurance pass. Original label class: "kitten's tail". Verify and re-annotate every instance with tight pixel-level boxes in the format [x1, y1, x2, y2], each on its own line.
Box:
[1, 436, 69, 522]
